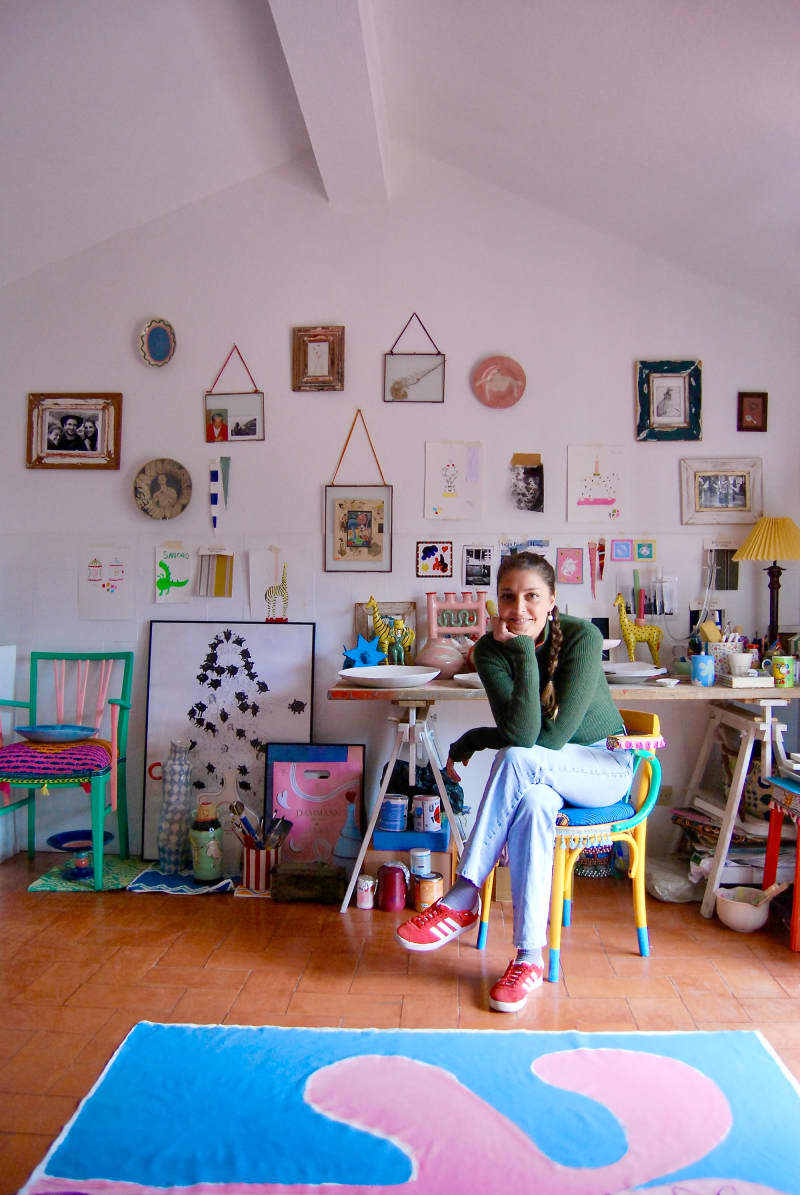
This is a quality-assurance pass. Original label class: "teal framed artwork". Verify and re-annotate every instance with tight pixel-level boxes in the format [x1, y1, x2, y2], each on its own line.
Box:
[635, 359, 702, 441]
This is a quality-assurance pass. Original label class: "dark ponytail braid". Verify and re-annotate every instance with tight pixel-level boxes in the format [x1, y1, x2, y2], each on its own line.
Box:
[541, 605, 562, 720]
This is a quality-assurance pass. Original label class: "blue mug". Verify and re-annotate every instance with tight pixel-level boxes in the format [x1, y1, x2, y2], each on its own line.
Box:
[690, 654, 715, 687]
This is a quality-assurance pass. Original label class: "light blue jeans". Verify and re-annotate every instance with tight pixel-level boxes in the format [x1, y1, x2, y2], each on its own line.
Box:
[457, 741, 634, 950]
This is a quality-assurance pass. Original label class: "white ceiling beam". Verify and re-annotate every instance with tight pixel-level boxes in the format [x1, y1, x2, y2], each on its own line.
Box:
[269, 0, 389, 205]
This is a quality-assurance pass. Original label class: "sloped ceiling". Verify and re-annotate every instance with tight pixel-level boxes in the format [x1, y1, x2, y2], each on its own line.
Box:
[2, 0, 799, 314]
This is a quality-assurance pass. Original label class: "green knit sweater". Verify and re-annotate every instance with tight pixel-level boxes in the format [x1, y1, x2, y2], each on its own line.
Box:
[449, 614, 625, 762]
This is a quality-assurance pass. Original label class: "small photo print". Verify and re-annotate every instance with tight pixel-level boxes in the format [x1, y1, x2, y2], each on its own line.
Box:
[416, 540, 453, 578]
[463, 545, 493, 589]
[610, 539, 634, 562]
[634, 539, 656, 561]
[556, 548, 583, 584]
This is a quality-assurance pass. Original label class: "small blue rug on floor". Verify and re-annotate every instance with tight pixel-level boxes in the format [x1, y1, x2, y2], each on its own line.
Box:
[21, 1023, 800, 1194]
[126, 866, 238, 894]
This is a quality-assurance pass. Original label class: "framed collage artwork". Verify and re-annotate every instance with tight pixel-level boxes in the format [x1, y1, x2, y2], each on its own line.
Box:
[416, 541, 453, 578]
[324, 485, 393, 572]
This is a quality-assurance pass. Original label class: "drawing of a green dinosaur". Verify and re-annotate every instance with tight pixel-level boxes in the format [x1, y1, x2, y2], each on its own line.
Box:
[157, 560, 190, 596]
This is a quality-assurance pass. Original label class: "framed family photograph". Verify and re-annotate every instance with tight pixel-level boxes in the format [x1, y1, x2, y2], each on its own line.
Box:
[324, 484, 393, 572]
[635, 359, 702, 441]
[204, 392, 264, 442]
[27, 393, 122, 470]
[292, 325, 344, 391]
[737, 391, 768, 432]
[680, 456, 762, 525]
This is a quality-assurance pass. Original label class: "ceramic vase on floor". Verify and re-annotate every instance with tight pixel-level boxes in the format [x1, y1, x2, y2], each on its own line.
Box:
[156, 739, 193, 873]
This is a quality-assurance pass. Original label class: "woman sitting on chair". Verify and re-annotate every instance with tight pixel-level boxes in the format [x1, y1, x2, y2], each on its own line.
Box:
[396, 552, 633, 1012]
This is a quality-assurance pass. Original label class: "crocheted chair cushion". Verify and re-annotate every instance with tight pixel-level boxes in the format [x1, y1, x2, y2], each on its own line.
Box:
[0, 741, 111, 784]
[556, 800, 635, 827]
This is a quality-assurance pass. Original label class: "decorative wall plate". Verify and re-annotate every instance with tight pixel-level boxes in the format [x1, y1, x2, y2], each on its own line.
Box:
[134, 458, 192, 519]
[139, 318, 176, 367]
[471, 355, 526, 408]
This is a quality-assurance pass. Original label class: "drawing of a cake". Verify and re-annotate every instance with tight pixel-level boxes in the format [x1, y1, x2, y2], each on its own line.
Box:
[578, 456, 618, 506]
[87, 557, 103, 581]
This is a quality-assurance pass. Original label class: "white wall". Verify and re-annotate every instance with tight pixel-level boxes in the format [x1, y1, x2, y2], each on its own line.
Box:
[1, 143, 798, 855]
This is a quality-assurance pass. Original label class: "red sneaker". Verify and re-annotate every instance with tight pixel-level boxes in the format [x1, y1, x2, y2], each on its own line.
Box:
[489, 959, 544, 1012]
[396, 900, 480, 952]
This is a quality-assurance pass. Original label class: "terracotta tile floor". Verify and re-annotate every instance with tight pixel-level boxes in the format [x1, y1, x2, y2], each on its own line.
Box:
[1, 851, 799, 1193]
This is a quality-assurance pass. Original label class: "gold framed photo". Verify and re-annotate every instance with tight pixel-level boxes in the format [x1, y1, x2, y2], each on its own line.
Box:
[292, 325, 344, 391]
[27, 393, 122, 470]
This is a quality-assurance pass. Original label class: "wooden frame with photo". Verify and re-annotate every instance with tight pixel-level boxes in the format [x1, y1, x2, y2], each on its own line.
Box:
[737, 391, 768, 432]
[204, 392, 264, 442]
[635, 359, 702, 441]
[27, 392, 122, 470]
[292, 326, 344, 391]
[680, 456, 762, 525]
[324, 484, 393, 572]
[264, 743, 365, 862]
[141, 620, 314, 860]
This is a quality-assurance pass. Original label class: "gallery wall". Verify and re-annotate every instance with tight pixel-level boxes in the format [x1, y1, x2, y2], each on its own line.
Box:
[1, 142, 798, 856]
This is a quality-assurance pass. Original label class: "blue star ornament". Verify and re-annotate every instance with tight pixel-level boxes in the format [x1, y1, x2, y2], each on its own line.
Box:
[342, 634, 386, 668]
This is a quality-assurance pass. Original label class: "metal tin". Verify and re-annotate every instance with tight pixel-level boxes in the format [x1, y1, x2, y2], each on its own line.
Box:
[412, 794, 441, 832]
[413, 870, 444, 912]
[409, 847, 431, 875]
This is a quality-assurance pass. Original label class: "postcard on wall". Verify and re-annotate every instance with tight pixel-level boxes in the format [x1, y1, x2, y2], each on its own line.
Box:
[197, 547, 235, 598]
[463, 545, 493, 589]
[416, 540, 453, 578]
[424, 440, 482, 520]
[155, 542, 192, 603]
[79, 543, 134, 620]
[510, 452, 544, 512]
[567, 445, 627, 523]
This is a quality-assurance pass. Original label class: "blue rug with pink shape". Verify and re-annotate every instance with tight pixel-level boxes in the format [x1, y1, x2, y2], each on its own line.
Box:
[21, 1022, 800, 1193]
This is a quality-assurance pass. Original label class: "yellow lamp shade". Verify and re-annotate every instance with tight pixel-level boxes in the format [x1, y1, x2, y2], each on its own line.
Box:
[733, 517, 800, 562]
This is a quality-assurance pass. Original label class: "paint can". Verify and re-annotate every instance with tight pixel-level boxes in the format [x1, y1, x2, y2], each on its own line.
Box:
[409, 846, 431, 876]
[356, 874, 377, 909]
[412, 794, 441, 833]
[413, 871, 444, 912]
[377, 794, 408, 832]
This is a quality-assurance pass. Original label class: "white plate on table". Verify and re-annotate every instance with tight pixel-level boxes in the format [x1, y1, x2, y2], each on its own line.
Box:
[602, 662, 667, 683]
[337, 665, 440, 689]
[453, 672, 484, 688]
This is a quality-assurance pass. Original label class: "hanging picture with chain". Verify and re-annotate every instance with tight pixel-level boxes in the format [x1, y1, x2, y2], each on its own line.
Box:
[383, 312, 445, 403]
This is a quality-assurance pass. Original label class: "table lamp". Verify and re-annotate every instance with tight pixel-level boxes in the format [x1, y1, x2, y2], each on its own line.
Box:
[732, 516, 800, 646]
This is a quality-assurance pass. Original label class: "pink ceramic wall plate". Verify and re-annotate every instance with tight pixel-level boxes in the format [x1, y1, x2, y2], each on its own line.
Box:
[471, 355, 526, 408]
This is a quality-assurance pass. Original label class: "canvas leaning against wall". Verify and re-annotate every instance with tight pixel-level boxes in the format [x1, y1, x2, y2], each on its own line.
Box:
[142, 621, 314, 859]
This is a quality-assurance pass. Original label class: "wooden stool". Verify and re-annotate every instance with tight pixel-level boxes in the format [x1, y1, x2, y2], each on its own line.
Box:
[763, 775, 800, 951]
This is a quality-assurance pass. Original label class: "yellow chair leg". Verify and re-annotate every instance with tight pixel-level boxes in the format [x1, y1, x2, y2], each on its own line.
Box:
[548, 841, 567, 981]
[476, 868, 494, 949]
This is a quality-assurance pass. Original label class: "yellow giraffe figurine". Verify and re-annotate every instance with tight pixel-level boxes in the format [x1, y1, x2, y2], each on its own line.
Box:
[365, 596, 415, 664]
[613, 593, 663, 667]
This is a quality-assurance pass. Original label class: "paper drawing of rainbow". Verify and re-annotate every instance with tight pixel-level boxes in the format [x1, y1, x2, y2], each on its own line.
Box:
[20, 1023, 800, 1194]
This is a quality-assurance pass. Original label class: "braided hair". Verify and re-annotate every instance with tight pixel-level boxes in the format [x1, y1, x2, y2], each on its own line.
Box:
[496, 552, 562, 719]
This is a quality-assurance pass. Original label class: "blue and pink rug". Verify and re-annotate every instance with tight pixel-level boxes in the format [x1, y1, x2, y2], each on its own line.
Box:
[21, 1023, 800, 1194]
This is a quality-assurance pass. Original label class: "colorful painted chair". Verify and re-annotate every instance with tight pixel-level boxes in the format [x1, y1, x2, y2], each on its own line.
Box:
[0, 651, 134, 889]
[476, 710, 664, 982]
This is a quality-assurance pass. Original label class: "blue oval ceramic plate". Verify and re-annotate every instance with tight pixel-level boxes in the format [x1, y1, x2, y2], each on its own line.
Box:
[15, 724, 97, 743]
[47, 830, 113, 853]
[139, 317, 176, 367]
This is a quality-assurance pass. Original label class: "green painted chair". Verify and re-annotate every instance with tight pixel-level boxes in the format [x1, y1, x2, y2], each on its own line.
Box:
[0, 651, 134, 889]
